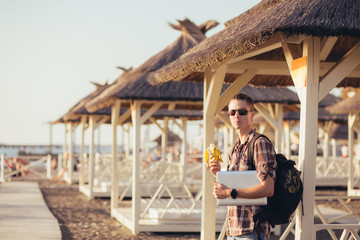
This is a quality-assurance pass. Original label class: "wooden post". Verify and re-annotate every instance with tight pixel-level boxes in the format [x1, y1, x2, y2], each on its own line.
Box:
[274, 104, 283, 153]
[88, 116, 95, 199]
[283, 121, 291, 158]
[131, 100, 141, 234]
[58, 154, 63, 175]
[111, 100, 120, 210]
[46, 154, 52, 179]
[79, 116, 87, 186]
[63, 123, 68, 166]
[162, 117, 169, 162]
[180, 117, 187, 182]
[331, 139, 337, 158]
[223, 126, 229, 170]
[68, 122, 74, 184]
[201, 66, 226, 240]
[347, 113, 356, 193]
[295, 37, 320, 240]
[1, 154, 4, 182]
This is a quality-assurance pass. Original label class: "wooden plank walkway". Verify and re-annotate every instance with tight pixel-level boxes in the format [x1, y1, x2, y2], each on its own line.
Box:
[0, 181, 61, 239]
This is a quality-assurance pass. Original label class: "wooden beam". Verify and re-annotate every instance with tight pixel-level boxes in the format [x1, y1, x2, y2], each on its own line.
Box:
[254, 103, 277, 129]
[216, 112, 232, 129]
[94, 116, 110, 129]
[204, 66, 227, 116]
[227, 33, 283, 64]
[149, 117, 163, 131]
[320, 37, 338, 61]
[168, 102, 176, 110]
[140, 102, 163, 124]
[226, 60, 360, 77]
[215, 69, 257, 114]
[319, 42, 360, 101]
[118, 108, 131, 125]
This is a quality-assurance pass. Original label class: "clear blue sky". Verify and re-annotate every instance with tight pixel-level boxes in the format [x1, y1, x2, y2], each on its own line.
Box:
[0, 0, 260, 145]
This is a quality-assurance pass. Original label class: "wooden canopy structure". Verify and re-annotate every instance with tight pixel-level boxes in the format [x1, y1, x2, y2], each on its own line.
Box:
[326, 93, 360, 195]
[83, 18, 223, 234]
[150, 0, 360, 239]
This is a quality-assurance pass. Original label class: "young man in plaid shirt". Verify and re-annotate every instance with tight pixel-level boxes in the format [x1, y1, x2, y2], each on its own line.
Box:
[208, 93, 277, 240]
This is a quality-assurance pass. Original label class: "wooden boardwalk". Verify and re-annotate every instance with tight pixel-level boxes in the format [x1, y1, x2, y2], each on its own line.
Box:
[0, 181, 61, 239]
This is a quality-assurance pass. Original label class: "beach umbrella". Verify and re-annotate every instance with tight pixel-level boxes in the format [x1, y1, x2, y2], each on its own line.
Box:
[150, 0, 360, 239]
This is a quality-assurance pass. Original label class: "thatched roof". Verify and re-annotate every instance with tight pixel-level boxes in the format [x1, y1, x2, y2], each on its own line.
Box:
[152, 0, 360, 87]
[60, 81, 109, 121]
[329, 123, 358, 140]
[252, 93, 347, 123]
[326, 93, 360, 114]
[284, 94, 347, 123]
[85, 19, 218, 113]
[239, 85, 298, 104]
[153, 130, 182, 145]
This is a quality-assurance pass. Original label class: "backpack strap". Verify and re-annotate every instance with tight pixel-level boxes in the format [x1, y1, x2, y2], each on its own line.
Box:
[247, 133, 272, 166]
[227, 133, 272, 171]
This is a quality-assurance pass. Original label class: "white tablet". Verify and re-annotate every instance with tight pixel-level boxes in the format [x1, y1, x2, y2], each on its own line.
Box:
[216, 170, 267, 206]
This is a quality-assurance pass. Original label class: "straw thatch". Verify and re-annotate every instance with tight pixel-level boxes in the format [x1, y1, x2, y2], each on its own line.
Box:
[326, 93, 360, 114]
[85, 19, 218, 113]
[283, 94, 347, 123]
[153, 130, 182, 146]
[329, 123, 358, 140]
[60, 81, 110, 121]
[152, 0, 360, 87]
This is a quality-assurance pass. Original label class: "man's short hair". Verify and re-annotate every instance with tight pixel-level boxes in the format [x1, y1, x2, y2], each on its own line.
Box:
[229, 93, 255, 111]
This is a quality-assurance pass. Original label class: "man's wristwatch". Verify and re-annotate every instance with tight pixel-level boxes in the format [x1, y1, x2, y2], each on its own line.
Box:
[230, 189, 237, 199]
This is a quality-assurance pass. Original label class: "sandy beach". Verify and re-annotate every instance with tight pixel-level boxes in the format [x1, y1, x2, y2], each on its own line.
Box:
[4, 178, 348, 240]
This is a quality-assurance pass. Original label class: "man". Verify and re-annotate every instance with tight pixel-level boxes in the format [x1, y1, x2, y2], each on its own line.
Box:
[208, 93, 277, 240]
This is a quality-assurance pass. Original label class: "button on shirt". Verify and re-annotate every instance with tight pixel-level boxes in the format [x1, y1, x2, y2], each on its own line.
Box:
[227, 129, 277, 238]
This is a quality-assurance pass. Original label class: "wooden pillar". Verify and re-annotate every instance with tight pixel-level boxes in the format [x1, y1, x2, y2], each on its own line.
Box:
[347, 113, 356, 194]
[1, 154, 5, 182]
[274, 104, 283, 153]
[68, 122, 74, 184]
[180, 117, 187, 182]
[88, 116, 95, 199]
[79, 116, 87, 186]
[111, 100, 120, 210]
[283, 121, 291, 159]
[223, 126, 229, 169]
[131, 100, 141, 234]
[63, 123, 68, 163]
[201, 66, 226, 240]
[162, 117, 169, 162]
[295, 37, 320, 240]
[331, 139, 337, 158]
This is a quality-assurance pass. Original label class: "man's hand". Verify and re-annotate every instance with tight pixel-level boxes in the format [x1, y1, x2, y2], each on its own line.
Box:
[212, 180, 230, 199]
[207, 154, 221, 177]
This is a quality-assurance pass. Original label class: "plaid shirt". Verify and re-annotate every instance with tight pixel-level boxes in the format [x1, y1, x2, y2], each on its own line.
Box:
[227, 129, 277, 238]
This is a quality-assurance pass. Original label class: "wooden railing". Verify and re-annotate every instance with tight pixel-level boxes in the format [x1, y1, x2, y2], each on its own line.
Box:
[1, 154, 53, 180]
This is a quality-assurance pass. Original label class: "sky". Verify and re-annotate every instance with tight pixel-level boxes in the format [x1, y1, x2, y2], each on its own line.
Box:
[0, 0, 261, 146]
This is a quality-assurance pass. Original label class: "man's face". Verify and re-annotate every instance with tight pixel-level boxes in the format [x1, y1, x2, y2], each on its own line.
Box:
[228, 99, 253, 130]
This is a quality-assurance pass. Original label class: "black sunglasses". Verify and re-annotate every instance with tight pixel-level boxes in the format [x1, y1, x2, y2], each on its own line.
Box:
[228, 109, 250, 116]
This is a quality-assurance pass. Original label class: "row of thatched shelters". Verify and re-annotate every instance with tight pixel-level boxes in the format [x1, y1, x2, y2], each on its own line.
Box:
[53, 0, 360, 239]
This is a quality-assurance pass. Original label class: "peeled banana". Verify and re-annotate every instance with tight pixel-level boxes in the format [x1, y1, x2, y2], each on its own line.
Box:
[204, 144, 223, 167]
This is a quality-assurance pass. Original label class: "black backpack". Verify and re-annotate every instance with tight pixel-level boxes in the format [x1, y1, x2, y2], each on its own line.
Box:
[247, 133, 303, 228]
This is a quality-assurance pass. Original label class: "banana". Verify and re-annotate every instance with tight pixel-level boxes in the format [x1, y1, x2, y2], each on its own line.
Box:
[205, 144, 223, 167]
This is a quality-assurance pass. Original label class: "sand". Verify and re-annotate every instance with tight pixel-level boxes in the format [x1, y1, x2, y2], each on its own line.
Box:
[7, 174, 359, 240]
